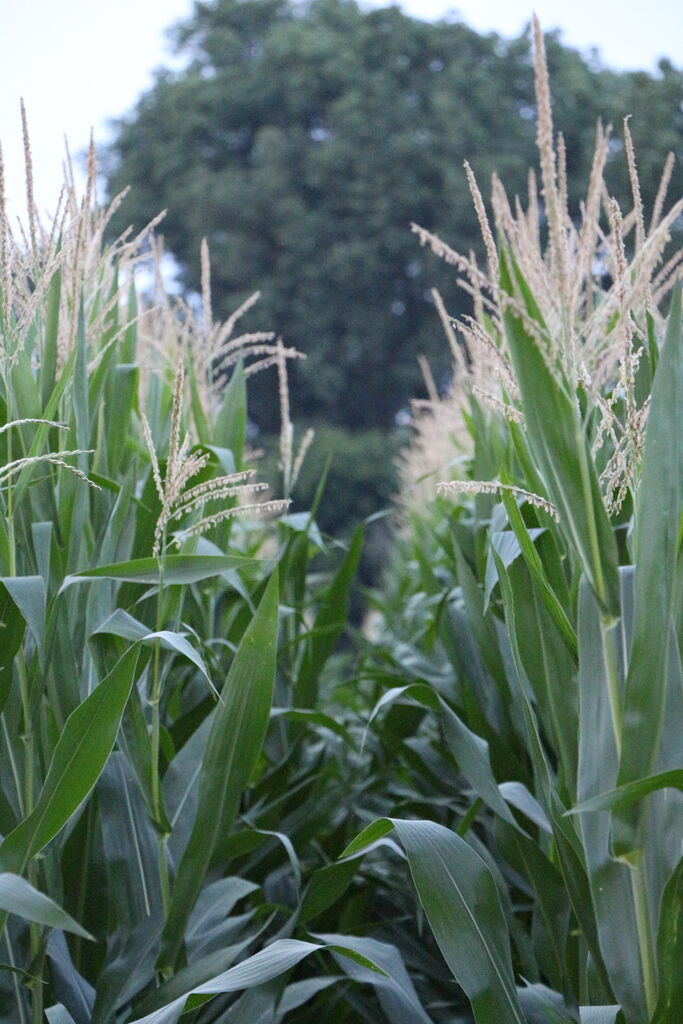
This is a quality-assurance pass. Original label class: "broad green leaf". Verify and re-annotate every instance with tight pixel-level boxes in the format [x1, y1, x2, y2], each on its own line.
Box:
[132, 938, 385, 1024]
[504, 555, 578, 794]
[0, 585, 23, 714]
[277, 976, 340, 1016]
[39, 261, 61, 408]
[214, 359, 246, 464]
[186, 877, 259, 945]
[500, 248, 620, 615]
[0, 647, 141, 875]
[106, 365, 139, 475]
[484, 527, 544, 608]
[452, 540, 511, 700]
[345, 817, 526, 1023]
[498, 781, 551, 834]
[132, 933, 263, 1020]
[498, 489, 577, 655]
[158, 572, 279, 970]
[340, 819, 396, 859]
[93, 612, 216, 695]
[270, 707, 355, 745]
[0, 873, 93, 939]
[98, 754, 163, 928]
[615, 283, 683, 854]
[496, 553, 613, 999]
[46, 930, 96, 1021]
[295, 525, 363, 707]
[517, 983, 577, 1023]
[31, 521, 53, 587]
[299, 859, 358, 924]
[440, 702, 518, 827]
[651, 855, 683, 1022]
[92, 608, 151, 644]
[496, 823, 571, 995]
[394, 818, 525, 1023]
[1, 576, 46, 662]
[578, 1009, 620, 1024]
[187, 356, 211, 445]
[45, 1007, 77, 1024]
[577, 575, 644, 1021]
[317, 932, 432, 1023]
[62, 553, 264, 589]
[73, 298, 89, 452]
[570, 770, 683, 815]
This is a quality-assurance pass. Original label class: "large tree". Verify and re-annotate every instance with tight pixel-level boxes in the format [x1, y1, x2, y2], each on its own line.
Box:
[104, 0, 683, 432]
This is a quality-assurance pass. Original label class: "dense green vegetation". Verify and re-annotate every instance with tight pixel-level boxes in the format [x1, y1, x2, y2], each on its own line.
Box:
[1, 13, 683, 1024]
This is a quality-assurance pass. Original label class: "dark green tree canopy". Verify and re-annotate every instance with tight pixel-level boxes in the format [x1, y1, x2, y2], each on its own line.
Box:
[104, 0, 683, 431]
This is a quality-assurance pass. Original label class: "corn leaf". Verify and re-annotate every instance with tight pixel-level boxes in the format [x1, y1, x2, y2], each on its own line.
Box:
[62, 553, 264, 589]
[345, 817, 526, 1024]
[0, 873, 93, 939]
[158, 572, 279, 970]
[500, 249, 619, 615]
[0, 647, 141, 875]
[615, 283, 683, 854]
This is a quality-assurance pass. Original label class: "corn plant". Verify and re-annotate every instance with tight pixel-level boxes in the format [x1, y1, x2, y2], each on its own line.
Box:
[0, 134, 431, 1023]
[348, 16, 683, 1024]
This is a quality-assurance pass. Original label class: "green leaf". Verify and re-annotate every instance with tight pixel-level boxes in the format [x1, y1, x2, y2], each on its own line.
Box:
[499, 248, 620, 615]
[0, 584, 24, 714]
[340, 819, 396, 859]
[295, 525, 363, 707]
[132, 938, 384, 1024]
[651, 855, 683, 1022]
[73, 298, 89, 452]
[517, 983, 577, 1023]
[45, 1007, 78, 1024]
[158, 572, 279, 970]
[495, 823, 571, 995]
[570, 770, 683, 815]
[440, 702, 518, 827]
[93, 612, 216, 696]
[39, 262, 61, 409]
[615, 283, 683, 853]
[345, 817, 526, 1023]
[0, 873, 93, 939]
[299, 859, 358, 924]
[577, 574, 644, 1020]
[498, 489, 577, 655]
[0, 647, 141, 875]
[496, 554, 614, 1000]
[317, 932, 432, 1022]
[1, 576, 46, 663]
[578, 1009, 620, 1024]
[214, 360, 246, 464]
[504, 555, 578, 793]
[62, 553, 264, 589]
[485, 526, 544, 608]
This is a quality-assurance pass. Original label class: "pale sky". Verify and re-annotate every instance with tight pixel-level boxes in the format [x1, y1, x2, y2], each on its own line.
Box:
[1, 0, 681, 222]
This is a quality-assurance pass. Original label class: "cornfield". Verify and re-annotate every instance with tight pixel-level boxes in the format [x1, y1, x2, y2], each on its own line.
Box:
[1, 15, 683, 1024]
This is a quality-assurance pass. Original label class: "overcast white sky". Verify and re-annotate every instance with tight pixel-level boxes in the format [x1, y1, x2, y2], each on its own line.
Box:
[1, 0, 682, 222]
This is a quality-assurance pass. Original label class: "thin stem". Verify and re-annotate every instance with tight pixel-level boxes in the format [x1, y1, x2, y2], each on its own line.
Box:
[4, 931, 28, 1024]
[5, 416, 42, 1024]
[151, 534, 170, 915]
[631, 860, 657, 1017]
[30, 955, 42, 1024]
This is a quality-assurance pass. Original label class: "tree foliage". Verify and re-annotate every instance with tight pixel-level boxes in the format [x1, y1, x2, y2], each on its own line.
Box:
[104, 0, 683, 431]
